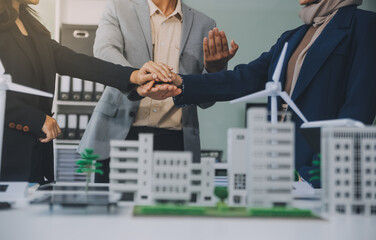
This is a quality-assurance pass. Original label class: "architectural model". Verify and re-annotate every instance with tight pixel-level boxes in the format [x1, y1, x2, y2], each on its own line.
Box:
[321, 127, 376, 216]
[109, 134, 215, 206]
[228, 108, 295, 208]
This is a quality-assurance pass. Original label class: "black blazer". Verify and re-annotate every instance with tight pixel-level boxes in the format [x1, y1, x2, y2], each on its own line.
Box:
[0, 21, 136, 183]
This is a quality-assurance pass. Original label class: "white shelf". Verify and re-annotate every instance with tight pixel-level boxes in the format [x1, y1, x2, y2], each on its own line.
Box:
[55, 100, 98, 107]
[56, 140, 81, 145]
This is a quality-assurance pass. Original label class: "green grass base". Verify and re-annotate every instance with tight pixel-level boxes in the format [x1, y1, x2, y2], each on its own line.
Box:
[133, 205, 317, 218]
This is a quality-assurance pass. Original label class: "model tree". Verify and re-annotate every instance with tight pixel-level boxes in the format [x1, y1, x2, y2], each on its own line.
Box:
[214, 187, 228, 210]
[76, 148, 103, 192]
[309, 153, 321, 182]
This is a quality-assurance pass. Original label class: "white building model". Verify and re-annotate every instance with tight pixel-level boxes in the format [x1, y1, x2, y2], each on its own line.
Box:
[109, 134, 215, 206]
[321, 127, 376, 216]
[228, 108, 295, 208]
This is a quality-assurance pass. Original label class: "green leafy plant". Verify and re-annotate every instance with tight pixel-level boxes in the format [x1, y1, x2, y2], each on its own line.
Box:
[214, 187, 229, 210]
[76, 148, 103, 192]
[309, 153, 321, 182]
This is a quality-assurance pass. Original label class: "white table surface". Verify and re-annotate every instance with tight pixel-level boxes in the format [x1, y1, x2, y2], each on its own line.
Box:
[1, 203, 375, 240]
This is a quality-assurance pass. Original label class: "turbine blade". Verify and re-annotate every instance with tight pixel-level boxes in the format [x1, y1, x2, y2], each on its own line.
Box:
[272, 42, 288, 83]
[8, 82, 53, 98]
[279, 91, 308, 123]
[0, 59, 5, 75]
[230, 89, 273, 104]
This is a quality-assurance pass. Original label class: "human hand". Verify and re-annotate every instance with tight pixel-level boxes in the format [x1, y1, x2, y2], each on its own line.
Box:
[130, 61, 173, 86]
[204, 27, 239, 73]
[136, 81, 182, 100]
[40, 115, 61, 143]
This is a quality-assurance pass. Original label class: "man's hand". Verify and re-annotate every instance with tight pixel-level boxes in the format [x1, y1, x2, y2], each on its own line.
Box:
[204, 27, 239, 73]
[137, 80, 182, 100]
[40, 115, 61, 143]
[130, 61, 173, 86]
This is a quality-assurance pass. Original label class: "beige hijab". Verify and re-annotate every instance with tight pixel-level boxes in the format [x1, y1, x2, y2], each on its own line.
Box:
[287, 0, 362, 97]
[299, 0, 363, 26]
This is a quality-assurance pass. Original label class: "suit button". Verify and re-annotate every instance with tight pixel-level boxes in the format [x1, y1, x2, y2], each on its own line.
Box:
[23, 126, 30, 132]
[9, 122, 15, 128]
[129, 111, 136, 117]
[16, 124, 23, 130]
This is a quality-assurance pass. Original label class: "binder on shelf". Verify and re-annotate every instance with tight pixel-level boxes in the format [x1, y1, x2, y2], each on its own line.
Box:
[58, 76, 70, 100]
[56, 114, 67, 139]
[71, 78, 82, 101]
[83, 80, 94, 101]
[67, 114, 78, 139]
[94, 83, 104, 101]
[78, 114, 89, 139]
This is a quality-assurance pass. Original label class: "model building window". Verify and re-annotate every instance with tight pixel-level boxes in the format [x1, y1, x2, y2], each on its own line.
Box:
[234, 174, 246, 190]
[352, 205, 365, 215]
[366, 192, 371, 199]
[371, 206, 376, 215]
[236, 134, 245, 140]
[336, 205, 346, 214]
[233, 195, 241, 204]
[345, 156, 349, 162]
[336, 156, 340, 162]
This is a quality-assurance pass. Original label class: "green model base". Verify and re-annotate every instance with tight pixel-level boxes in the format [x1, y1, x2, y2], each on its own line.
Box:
[133, 205, 317, 218]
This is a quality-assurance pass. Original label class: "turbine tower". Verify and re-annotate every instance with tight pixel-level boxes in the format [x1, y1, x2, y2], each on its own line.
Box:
[230, 43, 308, 124]
[0, 59, 53, 178]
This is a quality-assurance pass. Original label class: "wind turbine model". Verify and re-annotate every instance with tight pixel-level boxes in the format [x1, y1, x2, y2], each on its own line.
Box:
[0, 59, 53, 179]
[230, 42, 308, 124]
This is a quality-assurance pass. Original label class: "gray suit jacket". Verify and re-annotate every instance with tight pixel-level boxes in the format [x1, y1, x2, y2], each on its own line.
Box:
[78, 0, 216, 162]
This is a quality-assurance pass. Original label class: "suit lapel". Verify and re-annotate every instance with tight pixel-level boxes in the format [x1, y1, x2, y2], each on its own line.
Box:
[291, 6, 355, 101]
[179, 3, 193, 56]
[27, 26, 55, 93]
[10, 24, 41, 80]
[133, 0, 153, 59]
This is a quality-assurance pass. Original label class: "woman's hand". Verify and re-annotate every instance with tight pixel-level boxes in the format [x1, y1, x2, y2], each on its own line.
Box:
[39, 115, 61, 143]
[130, 61, 173, 86]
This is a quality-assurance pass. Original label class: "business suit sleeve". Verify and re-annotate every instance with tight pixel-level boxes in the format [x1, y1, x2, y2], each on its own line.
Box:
[337, 15, 376, 124]
[5, 94, 47, 136]
[175, 45, 274, 105]
[51, 40, 137, 92]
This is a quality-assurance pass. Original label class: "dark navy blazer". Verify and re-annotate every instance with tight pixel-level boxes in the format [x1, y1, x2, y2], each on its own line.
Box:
[175, 5, 376, 187]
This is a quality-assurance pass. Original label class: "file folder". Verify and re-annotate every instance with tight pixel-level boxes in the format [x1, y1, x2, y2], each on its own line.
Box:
[83, 80, 94, 101]
[58, 76, 70, 100]
[56, 114, 67, 139]
[94, 83, 104, 101]
[78, 114, 89, 139]
[67, 114, 78, 139]
[71, 78, 82, 101]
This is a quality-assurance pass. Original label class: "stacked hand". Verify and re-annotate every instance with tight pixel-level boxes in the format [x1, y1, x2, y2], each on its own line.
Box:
[134, 28, 238, 100]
